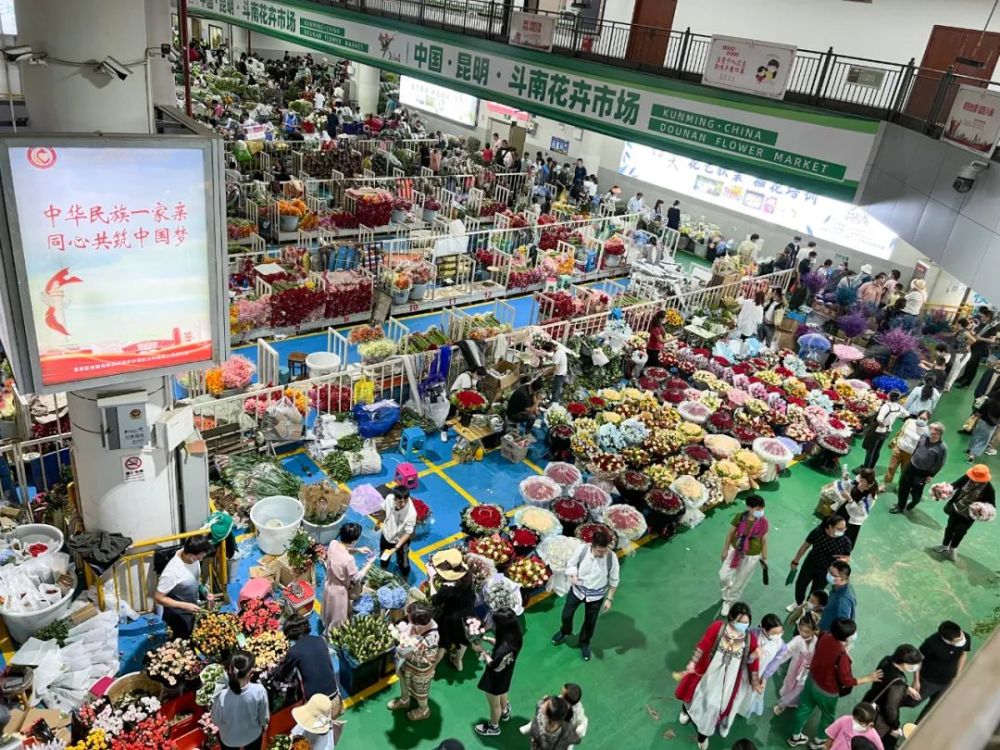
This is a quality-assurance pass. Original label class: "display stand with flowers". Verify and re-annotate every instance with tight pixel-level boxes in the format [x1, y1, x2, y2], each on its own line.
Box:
[390, 272, 413, 306]
[407, 260, 434, 300]
[327, 615, 398, 695]
[422, 198, 442, 223]
[278, 199, 307, 233]
[451, 389, 488, 427]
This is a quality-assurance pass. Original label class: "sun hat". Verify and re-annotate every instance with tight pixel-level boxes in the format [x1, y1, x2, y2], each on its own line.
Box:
[967, 464, 991, 483]
[912, 278, 927, 291]
[860, 264, 872, 275]
[292, 694, 333, 733]
[430, 548, 468, 581]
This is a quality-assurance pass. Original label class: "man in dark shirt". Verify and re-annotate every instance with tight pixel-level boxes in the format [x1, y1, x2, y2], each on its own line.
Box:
[913, 620, 971, 720]
[955, 307, 1000, 388]
[277, 615, 343, 716]
[666, 200, 681, 230]
[797, 250, 817, 278]
[785, 235, 803, 263]
[506, 379, 540, 433]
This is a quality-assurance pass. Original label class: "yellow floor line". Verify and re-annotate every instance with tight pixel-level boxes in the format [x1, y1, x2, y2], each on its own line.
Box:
[423, 457, 480, 506]
[236, 532, 252, 543]
[522, 458, 545, 475]
[413, 532, 466, 558]
[343, 674, 398, 708]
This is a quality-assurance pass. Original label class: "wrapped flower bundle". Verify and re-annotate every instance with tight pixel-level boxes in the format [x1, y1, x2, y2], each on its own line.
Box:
[645, 489, 685, 516]
[246, 630, 288, 673]
[192, 611, 241, 660]
[506, 555, 552, 589]
[513, 505, 562, 537]
[591, 452, 625, 476]
[376, 585, 408, 610]
[468, 534, 515, 567]
[519, 476, 562, 506]
[575, 522, 619, 549]
[464, 553, 498, 589]
[483, 574, 522, 613]
[544, 462, 583, 488]
[753, 437, 794, 465]
[644, 464, 677, 489]
[239, 597, 282, 636]
[931, 482, 954, 501]
[622, 446, 651, 468]
[328, 615, 398, 663]
[665, 454, 701, 478]
[733, 449, 765, 478]
[603, 504, 648, 544]
[818, 434, 851, 454]
[678, 401, 711, 424]
[536, 535, 585, 574]
[510, 527, 541, 552]
[671, 475, 708, 507]
[553, 497, 588, 525]
[704, 433, 741, 458]
[969, 502, 996, 522]
[462, 504, 508, 536]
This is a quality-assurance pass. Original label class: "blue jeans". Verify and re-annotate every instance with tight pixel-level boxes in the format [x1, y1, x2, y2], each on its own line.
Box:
[969, 419, 996, 457]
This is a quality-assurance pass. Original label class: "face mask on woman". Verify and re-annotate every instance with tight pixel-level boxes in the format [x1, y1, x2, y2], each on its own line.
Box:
[852, 721, 872, 733]
[949, 635, 967, 648]
[730, 621, 749, 634]
[904, 663, 921, 673]
[915, 419, 927, 429]
[833, 529, 846, 537]
[752, 510, 765, 519]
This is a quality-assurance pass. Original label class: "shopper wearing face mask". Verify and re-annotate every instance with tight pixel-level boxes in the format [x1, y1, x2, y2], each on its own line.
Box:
[787, 619, 882, 748]
[718, 495, 769, 616]
[912, 620, 971, 721]
[829, 470, 878, 549]
[786, 516, 853, 614]
[862, 644, 924, 750]
[818, 561, 856, 634]
[739, 613, 786, 718]
[675, 602, 763, 750]
[821, 702, 883, 750]
[882, 411, 930, 488]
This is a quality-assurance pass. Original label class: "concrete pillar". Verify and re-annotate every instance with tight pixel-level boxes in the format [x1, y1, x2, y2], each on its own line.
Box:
[352, 62, 380, 116]
[145, 0, 177, 108]
[14, 0, 184, 540]
[15, 0, 153, 133]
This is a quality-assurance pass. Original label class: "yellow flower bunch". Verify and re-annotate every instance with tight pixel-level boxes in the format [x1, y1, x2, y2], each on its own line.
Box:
[68, 729, 109, 750]
[205, 367, 225, 396]
[677, 421, 706, 443]
[835, 381, 855, 399]
[597, 411, 623, 426]
[755, 369, 782, 385]
[812, 371, 832, 388]
[620, 387, 645, 402]
[573, 418, 599, 439]
[598, 388, 622, 402]
[284, 387, 308, 416]
[664, 308, 684, 327]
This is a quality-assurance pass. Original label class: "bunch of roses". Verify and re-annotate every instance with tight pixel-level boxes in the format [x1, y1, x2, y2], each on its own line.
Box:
[144, 639, 200, 686]
[239, 597, 282, 637]
[192, 611, 241, 660]
[246, 630, 288, 673]
[506, 555, 551, 589]
[462, 504, 508, 536]
[590, 452, 625, 475]
[575, 522, 619, 548]
[644, 464, 677, 489]
[468, 534, 515, 567]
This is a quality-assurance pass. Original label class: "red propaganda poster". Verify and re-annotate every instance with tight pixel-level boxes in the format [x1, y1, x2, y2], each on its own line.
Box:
[5, 145, 216, 386]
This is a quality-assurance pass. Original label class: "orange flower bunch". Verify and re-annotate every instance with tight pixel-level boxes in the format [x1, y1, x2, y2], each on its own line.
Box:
[205, 367, 224, 396]
[277, 199, 307, 217]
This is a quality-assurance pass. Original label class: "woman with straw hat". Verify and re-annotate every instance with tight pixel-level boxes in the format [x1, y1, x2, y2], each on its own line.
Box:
[427, 548, 475, 670]
[291, 694, 344, 749]
[934, 464, 996, 561]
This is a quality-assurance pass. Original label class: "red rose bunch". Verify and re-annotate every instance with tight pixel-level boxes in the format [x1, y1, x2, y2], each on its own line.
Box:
[412, 498, 431, 525]
[462, 503, 507, 536]
[239, 597, 282, 637]
[510, 527, 540, 550]
[574, 521, 619, 548]
[553, 497, 588, 523]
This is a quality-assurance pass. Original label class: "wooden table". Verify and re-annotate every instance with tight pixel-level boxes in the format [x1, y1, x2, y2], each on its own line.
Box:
[287, 352, 307, 380]
[448, 418, 496, 459]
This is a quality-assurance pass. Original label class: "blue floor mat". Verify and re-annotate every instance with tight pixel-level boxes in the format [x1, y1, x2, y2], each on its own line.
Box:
[441, 451, 545, 511]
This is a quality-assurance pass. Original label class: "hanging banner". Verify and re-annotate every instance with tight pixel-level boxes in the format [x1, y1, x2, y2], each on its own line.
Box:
[188, 0, 878, 201]
[508, 11, 556, 52]
[400, 75, 479, 127]
[702, 35, 797, 100]
[941, 84, 1000, 155]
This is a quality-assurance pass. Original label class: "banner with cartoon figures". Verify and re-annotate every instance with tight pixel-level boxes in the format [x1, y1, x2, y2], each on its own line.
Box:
[2, 143, 218, 389]
[702, 35, 797, 100]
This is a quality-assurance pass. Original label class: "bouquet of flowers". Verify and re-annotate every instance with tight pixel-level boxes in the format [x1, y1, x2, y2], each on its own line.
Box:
[510, 527, 541, 553]
[192, 611, 241, 660]
[596, 423, 626, 453]
[818, 434, 852, 454]
[969, 502, 996, 522]
[566, 401, 589, 419]
[591, 452, 625, 476]
[348, 324, 384, 344]
[665, 454, 701, 478]
[357, 338, 398, 362]
[603, 504, 648, 545]
[246, 630, 288, 673]
[513, 505, 562, 537]
[519, 476, 562, 506]
[506, 555, 552, 589]
[733, 449, 765, 478]
[196, 663, 225, 707]
[671, 475, 708, 507]
[931, 482, 955, 501]
[644, 464, 677, 489]
[621, 446, 651, 468]
[483, 573, 522, 613]
[450, 389, 488, 414]
[732, 425, 758, 445]
[619, 418, 649, 446]
[645, 489, 685, 516]
[352, 592, 376, 616]
[220, 355, 256, 390]
[328, 615, 399, 663]
[573, 418, 599, 437]
[376, 585, 409, 610]
[412, 498, 431, 527]
[465, 553, 497, 589]
[544, 462, 583, 488]
[683, 444, 714, 466]
[676, 421, 706, 444]
[753, 437, 794, 465]
[462, 504, 508, 536]
[575, 521, 619, 548]
[785, 421, 816, 443]
[545, 404, 571, 427]
[711, 460, 746, 482]
[464, 616, 487, 646]
[707, 410, 735, 434]
[144, 638, 200, 687]
[553, 497, 588, 526]
[677, 401, 711, 424]
[704, 433, 741, 459]
[468, 534, 515, 567]
[645, 428, 682, 456]
[239, 597, 282, 637]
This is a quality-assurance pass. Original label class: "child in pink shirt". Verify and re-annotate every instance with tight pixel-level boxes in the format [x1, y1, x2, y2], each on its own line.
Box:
[825, 704, 884, 750]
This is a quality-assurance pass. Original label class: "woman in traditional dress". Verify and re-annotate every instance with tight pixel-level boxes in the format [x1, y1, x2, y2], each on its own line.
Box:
[320, 523, 374, 634]
[388, 602, 439, 721]
[675, 602, 762, 750]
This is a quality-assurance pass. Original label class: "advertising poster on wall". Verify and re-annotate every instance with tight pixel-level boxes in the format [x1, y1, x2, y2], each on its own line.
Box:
[399, 75, 479, 127]
[508, 11, 556, 52]
[619, 141, 897, 259]
[702, 35, 796, 100]
[941, 84, 1000, 156]
[0, 142, 221, 391]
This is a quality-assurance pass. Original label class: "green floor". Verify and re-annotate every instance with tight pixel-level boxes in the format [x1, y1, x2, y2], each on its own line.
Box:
[342, 385, 1000, 750]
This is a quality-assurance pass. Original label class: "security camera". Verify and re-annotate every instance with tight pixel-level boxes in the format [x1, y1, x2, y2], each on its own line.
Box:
[953, 160, 990, 194]
[95, 56, 132, 81]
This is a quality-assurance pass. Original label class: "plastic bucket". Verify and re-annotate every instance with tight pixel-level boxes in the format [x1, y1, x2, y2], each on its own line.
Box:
[1, 570, 76, 644]
[302, 513, 347, 545]
[13, 524, 64, 557]
[250, 496, 304, 555]
[305, 351, 342, 378]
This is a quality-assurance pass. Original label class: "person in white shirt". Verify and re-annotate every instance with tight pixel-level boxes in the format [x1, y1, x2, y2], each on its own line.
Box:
[883, 411, 930, 486]
[450, 366, 485, 395]
[313, 89, 326, 111]
[861, 390, 908, 470]
[904, 376, 941, 416]
[551, 530, 620, 661]
[545, 341, 571, 402]
[333, 84, 344, 100]
[291, 693, 340, 750]
[829, 468, 879, 548]
[153, 536, 214, 638]
[901, 278, 927, 317]
[736, 233, 762, 264]
[626, 192, 646, 215]
[735, 291, 765, 341]
[378, 488, 417, 578]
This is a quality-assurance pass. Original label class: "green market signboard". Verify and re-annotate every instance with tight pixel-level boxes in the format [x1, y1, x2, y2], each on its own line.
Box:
[189, 0, 881, 201]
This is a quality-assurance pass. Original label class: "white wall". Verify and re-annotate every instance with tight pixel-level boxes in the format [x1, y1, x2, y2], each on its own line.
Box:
[672, 0, 1000, 64]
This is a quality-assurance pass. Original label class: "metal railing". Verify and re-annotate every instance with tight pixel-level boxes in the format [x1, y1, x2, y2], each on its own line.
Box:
[307, 0, 1000, 140]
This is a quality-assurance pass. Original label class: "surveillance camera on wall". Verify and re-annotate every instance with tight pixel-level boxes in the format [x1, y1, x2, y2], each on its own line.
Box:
[96, 56, 132, 81]
[953, 160, 990, 194]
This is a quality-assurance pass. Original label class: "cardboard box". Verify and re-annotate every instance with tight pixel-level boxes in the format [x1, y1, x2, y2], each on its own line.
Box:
[67, 602, 99, 626]
[20, 708, 70, 744]
[483, 360, 521, 397]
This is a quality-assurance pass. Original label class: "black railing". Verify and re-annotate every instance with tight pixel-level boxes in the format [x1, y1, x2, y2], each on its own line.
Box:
[312, 0, 1000, 141]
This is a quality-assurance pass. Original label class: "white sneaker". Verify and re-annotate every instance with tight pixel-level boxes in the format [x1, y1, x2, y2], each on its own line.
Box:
[697, 740, 709, 750]
[987, 448, 998, 456]
[678, 709, 690, 725]
[785, 602, 799, 613]
[945, 547, 957, 561]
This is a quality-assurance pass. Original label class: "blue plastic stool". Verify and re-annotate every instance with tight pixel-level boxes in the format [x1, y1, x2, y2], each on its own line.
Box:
[399, 427, 426, 459]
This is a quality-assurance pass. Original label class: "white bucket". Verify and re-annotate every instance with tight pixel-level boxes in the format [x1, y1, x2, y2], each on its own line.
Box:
[250, 495, 304, 555]
[305, 351, 342, 378]
[1, 570, 76, 644]
[302, 513, 347, 545]
[13, 524, 64, 557]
